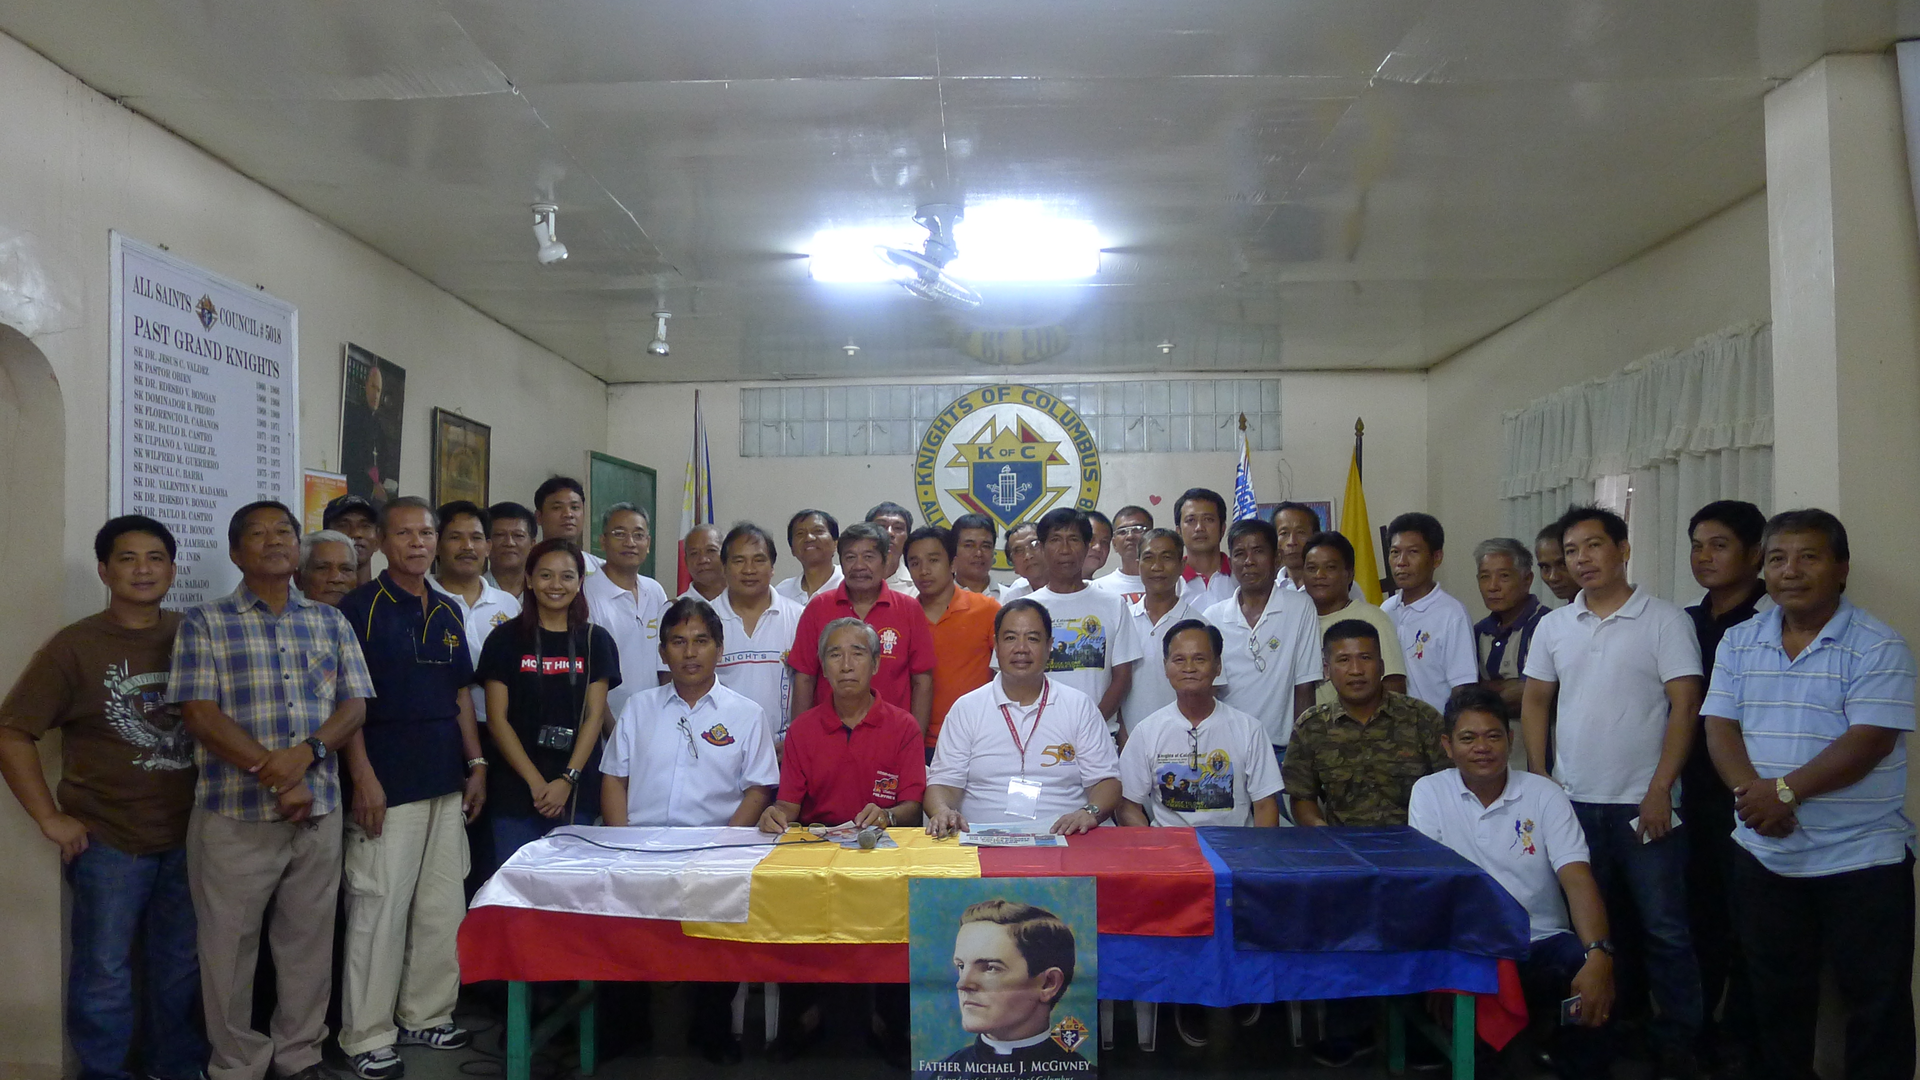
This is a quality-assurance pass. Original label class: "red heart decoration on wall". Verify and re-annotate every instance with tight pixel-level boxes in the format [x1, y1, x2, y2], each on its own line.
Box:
[1148, 495, 1163, 505]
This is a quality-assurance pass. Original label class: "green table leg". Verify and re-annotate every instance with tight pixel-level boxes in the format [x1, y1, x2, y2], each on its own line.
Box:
[578, 981, 598, 1075]
[1384, 998, 1406, 1074]
[507, 982, 531, 1080]
[1451, 994, 1475, 1080]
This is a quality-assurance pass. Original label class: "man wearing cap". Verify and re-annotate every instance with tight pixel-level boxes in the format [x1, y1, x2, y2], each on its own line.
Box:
[324, 494, 380, 588]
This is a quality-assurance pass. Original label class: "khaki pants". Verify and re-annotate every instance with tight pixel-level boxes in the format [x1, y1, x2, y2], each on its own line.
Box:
[186, 808, 343, 1080]
[339, 792, 469, 1055]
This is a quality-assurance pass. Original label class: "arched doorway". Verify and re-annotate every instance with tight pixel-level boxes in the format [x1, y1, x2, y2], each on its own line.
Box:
[0, 322, 70, 1079]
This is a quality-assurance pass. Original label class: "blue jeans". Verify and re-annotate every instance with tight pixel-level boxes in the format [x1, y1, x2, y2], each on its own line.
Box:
[68, 841, 207, 1080]
[487, 796, 600, 880]
[1571, 802, 1703, 1054]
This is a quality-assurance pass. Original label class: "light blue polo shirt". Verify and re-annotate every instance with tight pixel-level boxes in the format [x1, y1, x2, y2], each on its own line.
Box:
[1704, 599, 1916, 876]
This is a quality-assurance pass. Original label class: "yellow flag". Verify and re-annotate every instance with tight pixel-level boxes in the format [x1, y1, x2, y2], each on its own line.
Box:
[1342, 447, 1383, 605]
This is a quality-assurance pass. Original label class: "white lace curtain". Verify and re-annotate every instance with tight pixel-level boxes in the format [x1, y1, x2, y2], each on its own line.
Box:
[1500, 323, 1774, 602]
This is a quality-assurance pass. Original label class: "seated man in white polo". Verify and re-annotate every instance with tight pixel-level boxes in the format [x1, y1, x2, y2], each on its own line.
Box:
[924, 600, 1120, 837]
[1409, 685, 1616, 1079]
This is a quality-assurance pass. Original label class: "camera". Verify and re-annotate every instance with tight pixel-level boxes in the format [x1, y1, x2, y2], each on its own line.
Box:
[534, 724, 576, 751]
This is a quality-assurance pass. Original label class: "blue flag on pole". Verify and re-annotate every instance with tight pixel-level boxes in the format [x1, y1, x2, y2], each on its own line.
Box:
[1232, 417, 1257, 521]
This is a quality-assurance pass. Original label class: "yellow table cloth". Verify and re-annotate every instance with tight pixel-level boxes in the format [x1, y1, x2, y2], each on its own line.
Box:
[681, 829, 980, 944]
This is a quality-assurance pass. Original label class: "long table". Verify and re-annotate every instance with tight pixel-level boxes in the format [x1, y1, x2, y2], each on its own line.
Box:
[458, 825, 1531, 1080]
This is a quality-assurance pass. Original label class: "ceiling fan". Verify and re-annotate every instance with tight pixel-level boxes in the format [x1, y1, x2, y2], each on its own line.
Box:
[876, 204, 983, 309]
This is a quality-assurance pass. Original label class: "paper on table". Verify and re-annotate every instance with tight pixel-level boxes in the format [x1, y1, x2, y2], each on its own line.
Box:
[959, 823, 1068, 848]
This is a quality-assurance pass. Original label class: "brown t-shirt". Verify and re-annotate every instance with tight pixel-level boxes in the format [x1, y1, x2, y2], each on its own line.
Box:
[0, 612, 197, 854]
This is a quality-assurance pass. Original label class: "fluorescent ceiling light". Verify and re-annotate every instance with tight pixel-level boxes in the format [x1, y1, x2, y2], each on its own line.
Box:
[807, 201, 1101, 284]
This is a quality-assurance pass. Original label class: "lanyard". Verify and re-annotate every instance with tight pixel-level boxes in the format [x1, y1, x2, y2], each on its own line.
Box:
[998, 681, 1050, 775]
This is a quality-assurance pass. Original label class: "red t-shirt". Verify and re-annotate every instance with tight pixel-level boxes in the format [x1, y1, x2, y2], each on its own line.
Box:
[791, 584, 936, 712]
[777, 694, 928, 825]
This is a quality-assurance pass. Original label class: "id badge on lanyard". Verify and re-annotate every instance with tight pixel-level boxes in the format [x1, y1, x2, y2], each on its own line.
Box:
[999, 683, 1049, 820]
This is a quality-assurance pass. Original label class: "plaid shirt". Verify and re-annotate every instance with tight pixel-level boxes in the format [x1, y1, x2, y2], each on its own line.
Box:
[169, 583, 375, 820]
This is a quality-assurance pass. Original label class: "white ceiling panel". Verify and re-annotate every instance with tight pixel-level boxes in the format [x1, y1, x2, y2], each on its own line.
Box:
[0, 0, 1910, 382]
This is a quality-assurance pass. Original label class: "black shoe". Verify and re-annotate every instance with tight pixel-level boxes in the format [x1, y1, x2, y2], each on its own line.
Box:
[1408, 1037, 1450, 1072]
[768, 1016, 825, 1062]
[1310, 1036, 1376, 1068]
[280, 1065, 335, 1080]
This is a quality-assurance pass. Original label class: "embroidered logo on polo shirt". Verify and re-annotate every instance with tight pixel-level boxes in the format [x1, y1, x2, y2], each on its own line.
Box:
[443, 630, 462, 650]
[490, 612, 511, 627]
[701, 723, 736, 746]
[1512, 818, 1536, 856]
[879, 627, 900, 656]
[1412, 628, 1432, 660]
[872, 771, 899, 802]
[1264, 635, 1280, 651]
[1039, 742, 1076, 766]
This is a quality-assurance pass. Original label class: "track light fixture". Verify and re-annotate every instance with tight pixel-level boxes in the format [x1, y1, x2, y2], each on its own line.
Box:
[648, 311, 671, 357]
[532, 203, 569, 265]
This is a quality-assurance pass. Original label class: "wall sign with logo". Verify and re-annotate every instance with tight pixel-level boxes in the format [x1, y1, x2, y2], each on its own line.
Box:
[914, 386, 1102, 569]
[109, 233, 299, 608]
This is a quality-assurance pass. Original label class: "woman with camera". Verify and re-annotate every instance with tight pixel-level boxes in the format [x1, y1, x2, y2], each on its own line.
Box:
[474, 539, 621, 874]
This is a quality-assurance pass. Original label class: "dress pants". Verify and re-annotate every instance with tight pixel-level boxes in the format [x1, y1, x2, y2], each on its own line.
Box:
[1733, 847, 1915, 1080]
[186, 808, 343, 1080]
[340, 792, 468, 1056]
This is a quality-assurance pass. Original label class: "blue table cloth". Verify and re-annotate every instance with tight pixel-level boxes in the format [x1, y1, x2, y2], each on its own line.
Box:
[1096, 825, 1530, 1005]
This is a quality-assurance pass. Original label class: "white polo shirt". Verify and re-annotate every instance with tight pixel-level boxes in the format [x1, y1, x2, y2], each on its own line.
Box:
[996, 579, 1036, 604]
[601, 681, 780, 827]
[928, 677, 1120, 825]
[1380, 585, 1479, 712]
[1119, 700, 1281, 827]
[885, 563, 919, 598]
[1203, 587, 1320, 747]
[583, 569, 670, 717]
[1181, 563, 1238, 608]
[680, 585, 727, 604]
[1523, 586, 1702, 805]
[1019, 585, 1145, 729]
[1092, 570, 1145, 607]
[582, 550, 605, 575]
[429, 574, 520, 724]
[1409, 769, 1589, 941]
[711, 588, 804, 738]
[775, 565, 843, 606]
[1122, 595, 1217, 732]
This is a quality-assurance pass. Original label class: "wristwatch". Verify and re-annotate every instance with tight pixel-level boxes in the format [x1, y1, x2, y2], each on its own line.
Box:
[1584, 939, 1614, 958]
[1079, 802, 1103, 821]
[1775, 777, 1797, 805]
[303, 736, 328, 765]
[562, 768, 583, 786]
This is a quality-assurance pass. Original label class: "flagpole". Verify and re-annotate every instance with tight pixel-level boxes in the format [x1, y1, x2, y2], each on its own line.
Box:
[1354, 417, 1364, 480]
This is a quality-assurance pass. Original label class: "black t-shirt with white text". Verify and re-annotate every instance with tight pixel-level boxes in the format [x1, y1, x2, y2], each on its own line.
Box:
[475, 621, 621, 818]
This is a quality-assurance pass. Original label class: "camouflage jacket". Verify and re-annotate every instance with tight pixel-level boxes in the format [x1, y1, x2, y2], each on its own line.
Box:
[1283, 691, 1447, 826]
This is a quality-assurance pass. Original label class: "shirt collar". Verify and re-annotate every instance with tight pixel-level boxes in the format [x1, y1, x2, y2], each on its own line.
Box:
[1228, 585, 1291, 626]
[1474, 595, 1542, 637]
[981, 1030, 1055, 1054]
[992, 675, 1053, 709]
[1181, 561, 1228, 583]
[1571, 584, 1649, 622]
[828, 582, 896, 609]
[233, 581, 313, 614]
[1398, 585, 1448, 612]
[813, 691, 881, 733]
[1452, 767, 1524, 810]
[660, 680, 720, 714]
[1751, 598, 1854, 651]
[1693, 580, 1769, 627]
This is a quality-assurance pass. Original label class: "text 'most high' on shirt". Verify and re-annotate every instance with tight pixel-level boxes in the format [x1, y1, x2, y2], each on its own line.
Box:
[927, 677, 1119, 824]
[1119, 700, 1281, 827]
[474, 621, 621, 819]
[601, 681, 779, 826]
[778, 694, 927, 825]
[1522, 586, 1702, 805]
[790, 583, 936, 713]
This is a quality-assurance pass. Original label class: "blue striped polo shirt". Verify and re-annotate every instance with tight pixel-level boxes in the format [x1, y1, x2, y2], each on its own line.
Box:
[1703, 599, 1916, 876]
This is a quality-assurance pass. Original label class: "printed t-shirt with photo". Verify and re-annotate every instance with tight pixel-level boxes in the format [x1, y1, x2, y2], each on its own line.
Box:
[1019, 585, 1145, 726]
[1119, 700, 1282, 827]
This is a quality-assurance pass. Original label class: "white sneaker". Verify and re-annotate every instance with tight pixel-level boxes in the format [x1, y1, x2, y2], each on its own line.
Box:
[348, 1048, 404, 1080]
[396, 1024, 472, 1051]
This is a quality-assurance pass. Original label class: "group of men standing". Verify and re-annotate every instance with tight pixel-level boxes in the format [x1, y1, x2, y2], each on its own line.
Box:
[0, 470, 1910, 1080]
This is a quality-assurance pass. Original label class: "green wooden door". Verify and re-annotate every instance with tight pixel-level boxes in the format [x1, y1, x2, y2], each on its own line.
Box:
[588, 451, 659, 580]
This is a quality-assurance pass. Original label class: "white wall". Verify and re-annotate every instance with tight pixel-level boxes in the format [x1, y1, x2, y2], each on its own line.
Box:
[607, 372, 1428, 587]
[0, 30, 606, 1076]
[1424, 193, 1774, 601]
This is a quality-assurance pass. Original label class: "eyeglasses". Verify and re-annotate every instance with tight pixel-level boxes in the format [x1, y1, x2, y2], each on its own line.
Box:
[606, 528, 650, 542]
[1114, 525, 1149, 537]
[676, 716, 701, 760]
[1245, 632, 1267, 673]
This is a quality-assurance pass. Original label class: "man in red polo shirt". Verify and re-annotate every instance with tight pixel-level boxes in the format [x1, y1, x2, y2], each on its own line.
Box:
[790, 522, 935, 729]
[759, 616, 924, 1067]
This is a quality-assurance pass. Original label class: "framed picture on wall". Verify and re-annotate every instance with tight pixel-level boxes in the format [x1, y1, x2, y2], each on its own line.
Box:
[340, 343, 406, 507]
[1256, 499, 1336, 531]
[430, 408, 490, 508]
